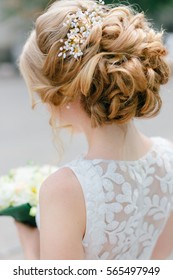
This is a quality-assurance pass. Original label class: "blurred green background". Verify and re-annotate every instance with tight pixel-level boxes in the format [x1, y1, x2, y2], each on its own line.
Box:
[0, 0, 173, 65]
[1, 0, 173, 28]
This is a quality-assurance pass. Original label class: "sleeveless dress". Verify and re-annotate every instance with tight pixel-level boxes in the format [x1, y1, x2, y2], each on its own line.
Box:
[36, 137, 173, 259]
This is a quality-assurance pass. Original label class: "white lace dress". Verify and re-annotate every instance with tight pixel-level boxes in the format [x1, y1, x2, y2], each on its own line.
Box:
[36, 137, 173, 259]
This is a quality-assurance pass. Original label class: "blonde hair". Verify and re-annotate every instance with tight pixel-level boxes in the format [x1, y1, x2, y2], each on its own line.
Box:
[19, 0, 170, 127]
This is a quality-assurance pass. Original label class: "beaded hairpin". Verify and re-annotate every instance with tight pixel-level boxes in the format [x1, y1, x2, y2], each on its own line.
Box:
[58, 0, 105, 59]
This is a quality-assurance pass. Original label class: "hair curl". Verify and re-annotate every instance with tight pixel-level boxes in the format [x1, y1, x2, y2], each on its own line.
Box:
[19, 0, 170, 127]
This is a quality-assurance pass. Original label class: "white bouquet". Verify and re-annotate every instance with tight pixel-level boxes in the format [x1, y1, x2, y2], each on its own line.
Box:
[0, 164, 57, 227]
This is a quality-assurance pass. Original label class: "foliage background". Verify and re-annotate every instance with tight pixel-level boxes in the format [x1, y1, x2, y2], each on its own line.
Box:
[0, 0, 173, 63]
[1, 0, 173, 30]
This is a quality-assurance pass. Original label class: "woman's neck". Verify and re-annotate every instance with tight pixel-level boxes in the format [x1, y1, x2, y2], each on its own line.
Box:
[81, 120, 152, 161]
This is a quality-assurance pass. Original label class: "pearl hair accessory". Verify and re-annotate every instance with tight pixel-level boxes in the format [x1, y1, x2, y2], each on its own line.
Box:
[58, 0, 105, 59]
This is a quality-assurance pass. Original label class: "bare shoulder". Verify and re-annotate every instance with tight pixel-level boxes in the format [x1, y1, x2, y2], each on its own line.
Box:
[40, 167, 83, 200]
[39, 167, 86, 233]
[39, 167, 86, 259]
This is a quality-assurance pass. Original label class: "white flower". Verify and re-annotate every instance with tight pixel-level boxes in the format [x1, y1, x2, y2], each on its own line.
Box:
[58, 0, 105, 59]
[0, 164, 57, 216]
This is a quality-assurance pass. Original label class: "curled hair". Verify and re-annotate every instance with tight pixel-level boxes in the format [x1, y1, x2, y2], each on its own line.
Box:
[19, 0, 170, 127]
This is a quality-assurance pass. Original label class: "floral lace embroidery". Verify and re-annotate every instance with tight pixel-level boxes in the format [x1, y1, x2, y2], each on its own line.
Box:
[63, 137, 173, 259]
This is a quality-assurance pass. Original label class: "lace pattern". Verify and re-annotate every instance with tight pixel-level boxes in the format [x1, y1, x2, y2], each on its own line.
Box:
[36, 137, 173, 259]
[64, 137, 173, 259]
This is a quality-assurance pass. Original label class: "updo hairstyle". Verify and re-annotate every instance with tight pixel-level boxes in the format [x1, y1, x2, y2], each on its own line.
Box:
[19, 0, 170, 127]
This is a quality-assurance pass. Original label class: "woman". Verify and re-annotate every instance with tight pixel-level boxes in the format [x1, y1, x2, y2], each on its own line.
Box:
[16, 0, 173, 259]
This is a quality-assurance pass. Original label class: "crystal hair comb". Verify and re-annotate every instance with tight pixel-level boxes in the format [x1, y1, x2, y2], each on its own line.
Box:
[58, 0, 105, 59]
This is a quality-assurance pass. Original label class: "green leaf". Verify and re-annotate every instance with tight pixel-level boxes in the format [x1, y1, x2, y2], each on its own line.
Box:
[0, 203, 37, 227]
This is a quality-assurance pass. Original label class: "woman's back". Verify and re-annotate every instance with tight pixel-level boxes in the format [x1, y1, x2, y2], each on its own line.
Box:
[62, 137, 173, 259]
